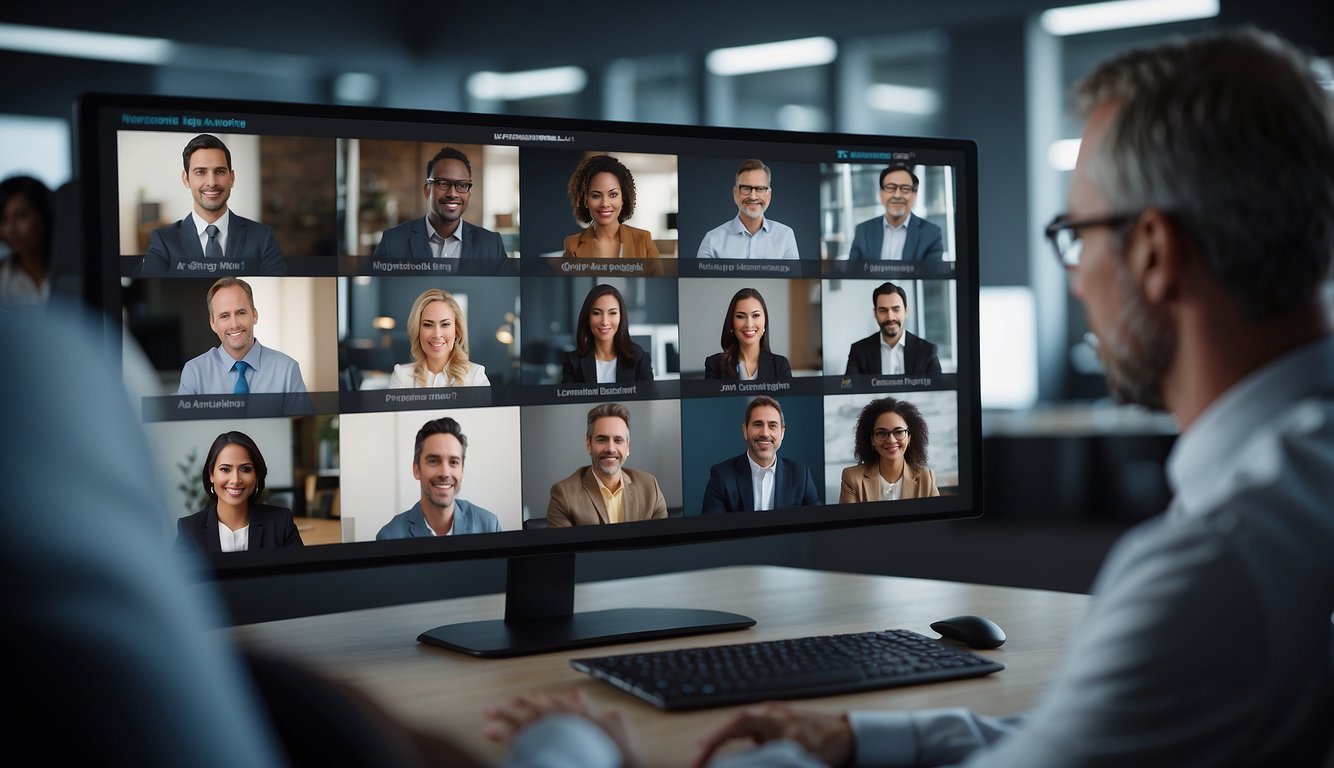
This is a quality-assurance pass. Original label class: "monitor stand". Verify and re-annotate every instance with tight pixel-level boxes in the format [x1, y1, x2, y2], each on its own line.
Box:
[417, 552, 755, 657]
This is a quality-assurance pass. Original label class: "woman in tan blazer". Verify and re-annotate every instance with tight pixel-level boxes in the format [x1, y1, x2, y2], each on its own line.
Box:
[562, 154, 662, 273]
[839, 396, 940, 503]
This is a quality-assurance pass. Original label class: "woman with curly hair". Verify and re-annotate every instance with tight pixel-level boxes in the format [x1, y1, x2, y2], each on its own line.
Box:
[562, 154, 660, 267]
[389, 288, 490, 388]
[839, 396, 939, 502]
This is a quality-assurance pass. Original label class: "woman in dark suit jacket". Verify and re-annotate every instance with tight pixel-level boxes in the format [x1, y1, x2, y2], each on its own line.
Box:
[704, 287, 792, 381]
[838, 397, 940, 503]
[561, 284, 653, 384]
[175, 431, 304, 553]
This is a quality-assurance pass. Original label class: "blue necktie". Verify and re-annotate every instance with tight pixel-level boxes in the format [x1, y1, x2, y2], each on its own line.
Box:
[233, 360, 250, 394]
[205, 224, 222, 259]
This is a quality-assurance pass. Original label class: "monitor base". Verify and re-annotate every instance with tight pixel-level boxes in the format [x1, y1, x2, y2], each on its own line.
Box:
[418, 607, 756, 658]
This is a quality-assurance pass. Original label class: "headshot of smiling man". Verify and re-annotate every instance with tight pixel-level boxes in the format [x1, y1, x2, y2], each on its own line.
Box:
[546, 402, 669, 527]
[176, 277, 308, 395]
[696, 159, 799, 260]
[848, 164, 944, 262]
[376, 416, 502, 539]
[136, 133, 286, 276]
[700, 396, 820, 514]
[372, 146, 508, 262]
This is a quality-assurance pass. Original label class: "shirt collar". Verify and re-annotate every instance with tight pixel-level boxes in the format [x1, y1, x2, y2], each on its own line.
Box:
[1167, 335, 1334, 516]
[729, 215, 769, 236]
[426, 215, 464, 243]
[193, 209, 231, 238]
[883, 214, 909, 232]
[747, 452, 777, 475]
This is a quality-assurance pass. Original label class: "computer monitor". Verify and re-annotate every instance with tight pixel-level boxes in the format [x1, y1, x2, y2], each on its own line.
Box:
[77, 92, 982, 657]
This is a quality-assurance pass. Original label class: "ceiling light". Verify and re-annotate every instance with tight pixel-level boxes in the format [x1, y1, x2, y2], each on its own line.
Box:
[0, 23, 174, 65]
[865, 84, 940, 115]
[706, 37, 837, 77]
[1040, 0, 1218, 36]
[1047, 139, 1082, 171]
[467, 67, 587, 101]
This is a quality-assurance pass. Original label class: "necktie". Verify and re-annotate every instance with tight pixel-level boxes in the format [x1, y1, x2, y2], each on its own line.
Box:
[233, 360, 250, 394]
[205, 224, 222, 259]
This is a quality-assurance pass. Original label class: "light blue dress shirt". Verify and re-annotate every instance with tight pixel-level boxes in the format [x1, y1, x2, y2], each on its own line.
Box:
[376, 499, 502, 539]
[176, 339, 307, 395]
[696, 216, 799, 259]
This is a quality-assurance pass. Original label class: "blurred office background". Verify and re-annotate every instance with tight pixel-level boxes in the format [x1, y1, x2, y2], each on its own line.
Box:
[3, 1, 1330, 610]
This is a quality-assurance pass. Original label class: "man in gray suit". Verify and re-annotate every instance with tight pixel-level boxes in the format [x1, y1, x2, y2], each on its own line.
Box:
[848, 164, 943, 262]
[136, 134, 286, 276]
[377, 417, 502, 539]
[371, 146, 508, 264]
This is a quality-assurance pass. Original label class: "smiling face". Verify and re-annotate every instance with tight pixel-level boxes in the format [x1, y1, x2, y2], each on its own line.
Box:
[585, 171, 623, 228]
[208, 284, 258, 361]
[183, 147, 234, 222]
[733, 168, 771, 223]
[423, 157, 471, 236]
[731, 297, 766, 349]
[210, 443, 257, 508]
[414, 432, 465, 513]
[872, 411, 911, 464]
[875, 291, 908, 344]
[417, 299, 458, 372]
[586, 415, 630, 480]
[880, 169, 917, 227]
[743, 404, 785, 467]
[588, 292, 621, 349]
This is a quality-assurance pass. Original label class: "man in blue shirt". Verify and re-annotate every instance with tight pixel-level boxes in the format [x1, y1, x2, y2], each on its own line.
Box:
[696, 159, 799, 260]
[377, 417, 502, 538]
[176, 277, 307, 396]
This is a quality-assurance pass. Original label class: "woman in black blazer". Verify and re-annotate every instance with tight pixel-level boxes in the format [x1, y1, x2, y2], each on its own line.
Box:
[560, 283, 654, 384]
[175, 431, 304, 553]
[704, 287, 792, 380]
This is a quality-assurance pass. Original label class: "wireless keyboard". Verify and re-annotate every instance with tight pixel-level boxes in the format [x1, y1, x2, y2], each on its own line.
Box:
[570, 628, 1004, 710]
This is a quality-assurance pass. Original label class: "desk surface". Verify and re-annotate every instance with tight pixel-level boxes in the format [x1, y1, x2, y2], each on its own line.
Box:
[231, 565, 1089, 766]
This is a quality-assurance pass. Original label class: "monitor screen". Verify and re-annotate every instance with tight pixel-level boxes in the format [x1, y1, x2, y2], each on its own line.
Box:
[77, 93, 981, 656]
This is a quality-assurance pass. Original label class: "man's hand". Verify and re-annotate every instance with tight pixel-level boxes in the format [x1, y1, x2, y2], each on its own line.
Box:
[483, 688, 641, 767]
[692, 702, 854, 768]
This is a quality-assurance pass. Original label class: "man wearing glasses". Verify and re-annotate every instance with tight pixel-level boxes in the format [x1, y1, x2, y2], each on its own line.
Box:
[372, 146, 508, 262]
[848, 164, 943, 261]
[696, 158, 799, 259]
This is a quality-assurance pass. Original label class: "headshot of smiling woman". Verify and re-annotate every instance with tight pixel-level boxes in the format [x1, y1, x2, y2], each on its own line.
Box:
[562, 154, 660, 265]
[561, 283, 653, 384]
[704, 287, 792, 381]
[391, 288, 490, 388]
[175, 431, 304, 553]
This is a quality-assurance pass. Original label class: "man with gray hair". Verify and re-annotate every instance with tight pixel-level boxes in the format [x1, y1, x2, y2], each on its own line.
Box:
[696, 159, 800, 259]
[547, 402, 668, 527]
[678, 27, 1334, 768]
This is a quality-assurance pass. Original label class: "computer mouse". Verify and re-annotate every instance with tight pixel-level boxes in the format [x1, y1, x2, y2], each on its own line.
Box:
[930, 615, 1006, 650]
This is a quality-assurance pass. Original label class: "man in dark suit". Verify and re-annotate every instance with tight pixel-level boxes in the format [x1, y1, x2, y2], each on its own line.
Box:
[136, 134, 286, 276]
[701, 396, 820, 514]
[848, 164, 943, 261]
[845, 281, 943, 377]
[371, 146, 509, 265]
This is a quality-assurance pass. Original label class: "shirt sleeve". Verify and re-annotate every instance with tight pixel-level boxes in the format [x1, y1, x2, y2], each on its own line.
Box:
[848, 709, 1025, 767]
[502, 715, 620, 768]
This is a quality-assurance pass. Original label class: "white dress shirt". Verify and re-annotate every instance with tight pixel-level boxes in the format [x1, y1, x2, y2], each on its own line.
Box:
[748, 453, 777, 511]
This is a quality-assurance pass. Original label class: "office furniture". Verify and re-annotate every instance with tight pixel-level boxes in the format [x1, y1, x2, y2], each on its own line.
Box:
[231, 565, 1088, 766]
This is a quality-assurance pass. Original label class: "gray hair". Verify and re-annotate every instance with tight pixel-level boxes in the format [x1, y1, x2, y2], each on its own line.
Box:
[1073, 28, 1334, 320]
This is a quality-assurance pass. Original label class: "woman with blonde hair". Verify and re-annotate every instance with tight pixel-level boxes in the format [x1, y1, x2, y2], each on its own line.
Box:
[389, 288, 489, 388]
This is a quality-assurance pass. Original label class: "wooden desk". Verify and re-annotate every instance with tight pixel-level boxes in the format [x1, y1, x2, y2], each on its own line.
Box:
[231, 566, 1088, 766]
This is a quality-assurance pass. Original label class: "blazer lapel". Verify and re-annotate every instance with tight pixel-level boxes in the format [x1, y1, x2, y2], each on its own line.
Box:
[227, 217, 246, 260]
[732, 456, 754, 512]
[178, 216, 205, 260]
[903, 216, 922, 261]
[410, 220, 433, 261]
[582, 469, 610, 524]
[581, 355, 597, 383]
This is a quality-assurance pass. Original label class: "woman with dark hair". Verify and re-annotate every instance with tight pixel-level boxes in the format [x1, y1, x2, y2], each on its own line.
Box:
[0, 175, 53, 308]
[560, 284, 653, 384]
[175, 431, 304, 553]
[562, 154, 660, 268]
[704, 287, 792, 380]
[839, 397, 940, 502]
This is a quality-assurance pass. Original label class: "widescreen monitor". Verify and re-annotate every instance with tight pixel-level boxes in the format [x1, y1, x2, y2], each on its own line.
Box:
[77, 92, 982, 656]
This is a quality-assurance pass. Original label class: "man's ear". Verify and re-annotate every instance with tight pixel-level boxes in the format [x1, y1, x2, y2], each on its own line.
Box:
[1127, 208, 1188, 306]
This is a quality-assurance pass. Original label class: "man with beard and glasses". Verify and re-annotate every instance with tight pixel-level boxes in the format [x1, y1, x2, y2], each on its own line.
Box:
[844, 281, 943, 377]
[848, 164, 943, 262]
[696, 158, 799, 260]
[372, 146, 508, 267]
[546, 402, 668, 527]
[137, 134, 286, 276]
[485, 28, 1334, 768]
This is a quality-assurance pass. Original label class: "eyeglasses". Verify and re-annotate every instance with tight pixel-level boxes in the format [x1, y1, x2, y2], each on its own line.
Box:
[1044, 211, 1140, 269]
[873, 427, 910, 442]
[426, 178, 474, 193]
[737, 184, 771, 196]
[881, 183, 917, 194]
